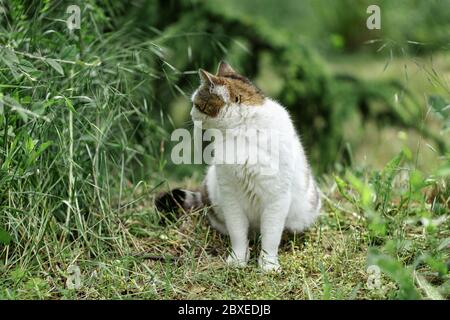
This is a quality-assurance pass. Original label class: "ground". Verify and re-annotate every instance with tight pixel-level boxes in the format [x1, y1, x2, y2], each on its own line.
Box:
[1, 162, 447, 299]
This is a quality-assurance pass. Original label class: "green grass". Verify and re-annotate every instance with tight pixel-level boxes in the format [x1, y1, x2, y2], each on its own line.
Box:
[1, 146, 448, 299]
[0, 0, 449, 300]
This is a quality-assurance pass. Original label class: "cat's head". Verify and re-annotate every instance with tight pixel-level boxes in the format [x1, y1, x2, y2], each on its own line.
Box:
[190, 61, 264, 128]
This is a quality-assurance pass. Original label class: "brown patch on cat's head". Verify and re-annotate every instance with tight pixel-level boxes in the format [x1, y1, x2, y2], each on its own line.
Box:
[192, 61, 264, 117]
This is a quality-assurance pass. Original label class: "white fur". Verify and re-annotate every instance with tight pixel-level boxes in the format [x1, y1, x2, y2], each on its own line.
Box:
[211, 85, 230, 103]
[191, 93, 321, 272]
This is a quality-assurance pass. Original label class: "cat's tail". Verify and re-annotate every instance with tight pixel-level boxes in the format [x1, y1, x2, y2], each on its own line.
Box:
[154, 187, 207, 213]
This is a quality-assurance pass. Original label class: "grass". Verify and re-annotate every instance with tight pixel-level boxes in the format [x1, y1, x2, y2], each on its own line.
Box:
[0, 0, 449, 300]
[1, 146, 448, 299]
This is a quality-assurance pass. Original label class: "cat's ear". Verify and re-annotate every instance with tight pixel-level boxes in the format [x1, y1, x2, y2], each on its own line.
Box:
[199, 69, 219, 86]
[216, 60, 236, 77]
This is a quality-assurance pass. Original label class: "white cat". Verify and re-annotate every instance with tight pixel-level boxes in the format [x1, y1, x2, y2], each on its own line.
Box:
[156, 61, 321, 272]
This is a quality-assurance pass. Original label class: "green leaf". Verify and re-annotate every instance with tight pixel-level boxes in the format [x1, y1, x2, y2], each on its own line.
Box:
[3, 48, 20, 64]
[64, 97, 76, 113]
[47, 59, 64, 76]
[0, 228, 12, 245]
[346, 171, 374, 208]
[428, 95, 449, 116]
[0, 48, 20, 79]
[27, 141, 53, 165]
[334, 174, 353, 202]
[428, 95, 450, 130]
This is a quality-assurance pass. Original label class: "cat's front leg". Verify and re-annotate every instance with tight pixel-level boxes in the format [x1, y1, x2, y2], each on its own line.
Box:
[222, 202, 250, 267]
[259, 196, 291, 272]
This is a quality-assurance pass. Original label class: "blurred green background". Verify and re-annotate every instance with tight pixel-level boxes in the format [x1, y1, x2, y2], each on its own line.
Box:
[0, 0, 449, 300]
[152, 0, 450, 177]
[0, 0, 448, 212]
[1, 0, 449, 212]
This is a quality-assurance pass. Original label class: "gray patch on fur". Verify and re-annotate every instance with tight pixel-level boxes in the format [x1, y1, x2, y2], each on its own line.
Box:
[182, 189, 203, 210]
[310, 185, 320, 211]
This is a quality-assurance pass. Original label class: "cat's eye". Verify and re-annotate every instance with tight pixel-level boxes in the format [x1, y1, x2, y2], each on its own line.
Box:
[235, 95, 241, 103]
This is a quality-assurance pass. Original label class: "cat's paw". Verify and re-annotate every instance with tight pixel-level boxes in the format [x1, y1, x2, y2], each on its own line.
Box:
[258, 255, 281, 273]
[226, 251, 249, 268]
